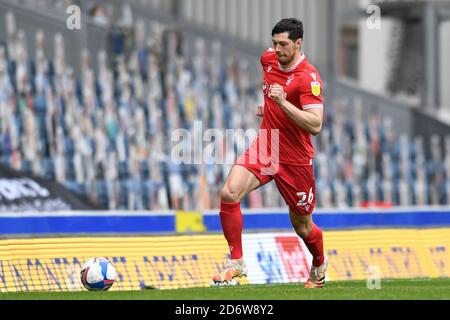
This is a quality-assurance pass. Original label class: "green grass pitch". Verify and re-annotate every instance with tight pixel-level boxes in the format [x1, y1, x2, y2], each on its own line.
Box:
[1, 279, 449, 300]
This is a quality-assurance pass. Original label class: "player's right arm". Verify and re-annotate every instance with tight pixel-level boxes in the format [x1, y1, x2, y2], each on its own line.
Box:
[268, 83, 323, 135]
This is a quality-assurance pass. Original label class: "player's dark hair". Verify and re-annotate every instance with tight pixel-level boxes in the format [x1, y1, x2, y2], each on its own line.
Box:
[272, 18, 304, 41]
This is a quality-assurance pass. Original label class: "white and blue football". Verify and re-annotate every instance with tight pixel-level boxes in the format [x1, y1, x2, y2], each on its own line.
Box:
[80, 257, 116, 291]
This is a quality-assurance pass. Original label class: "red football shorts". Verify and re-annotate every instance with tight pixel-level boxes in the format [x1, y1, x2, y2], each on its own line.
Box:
[235, 148, 316, 216]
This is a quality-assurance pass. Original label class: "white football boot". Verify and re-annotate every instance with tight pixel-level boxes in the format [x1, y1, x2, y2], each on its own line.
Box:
[211, 258, 248, 286]
[304, 256, 328, 288]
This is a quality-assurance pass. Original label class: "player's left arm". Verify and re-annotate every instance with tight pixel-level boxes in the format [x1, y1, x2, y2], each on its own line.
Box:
[269, 83, 323, 135]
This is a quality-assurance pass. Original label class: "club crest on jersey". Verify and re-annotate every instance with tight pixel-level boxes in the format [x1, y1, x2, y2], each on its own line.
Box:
[311, 81, 321, 96]
[286, 74, 295, 86]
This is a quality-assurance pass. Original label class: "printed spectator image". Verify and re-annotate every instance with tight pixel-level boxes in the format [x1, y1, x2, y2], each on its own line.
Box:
[0, 0, 449, 312]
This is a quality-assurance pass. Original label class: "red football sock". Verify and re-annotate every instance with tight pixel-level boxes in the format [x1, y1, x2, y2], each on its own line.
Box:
[303, 223, 325, 267]
[219, 200, 243, 259]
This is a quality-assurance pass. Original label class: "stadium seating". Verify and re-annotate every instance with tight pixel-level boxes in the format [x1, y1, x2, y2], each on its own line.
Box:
[0, 13, 449, 211]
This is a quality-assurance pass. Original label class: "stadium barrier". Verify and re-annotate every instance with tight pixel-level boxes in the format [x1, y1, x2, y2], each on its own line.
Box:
[1, 207, 450, 235]
[0, 228, 449, 292]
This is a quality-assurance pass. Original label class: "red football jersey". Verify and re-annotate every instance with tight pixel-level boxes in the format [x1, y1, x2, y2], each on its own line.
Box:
[256, 48, 324, 166]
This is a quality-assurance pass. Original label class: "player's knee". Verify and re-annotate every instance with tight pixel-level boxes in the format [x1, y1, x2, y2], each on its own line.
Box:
[293, 222, 312, 239]
[220, 185, 241, 203]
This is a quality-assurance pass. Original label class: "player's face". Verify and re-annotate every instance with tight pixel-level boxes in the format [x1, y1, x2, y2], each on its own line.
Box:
[272, 32, 301, 67]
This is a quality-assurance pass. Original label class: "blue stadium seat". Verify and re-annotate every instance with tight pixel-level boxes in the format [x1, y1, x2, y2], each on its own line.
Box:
[65, 158, 76, 181]
[142, 179, 154, 209]
[95, 180, 109, 209]
[139, 161, 150, 180]
[21, 160, 33, 174]
[64, 138, 75, 158]
[127, 177, 144, 210]
[118, 180, 128, 209]
[64, 180, 86, 196]
[118, 161, 129, 180]
[41, 158, 55, 180]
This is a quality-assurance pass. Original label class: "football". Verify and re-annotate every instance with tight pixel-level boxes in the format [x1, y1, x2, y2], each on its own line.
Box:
[80, 257, 116, 291]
